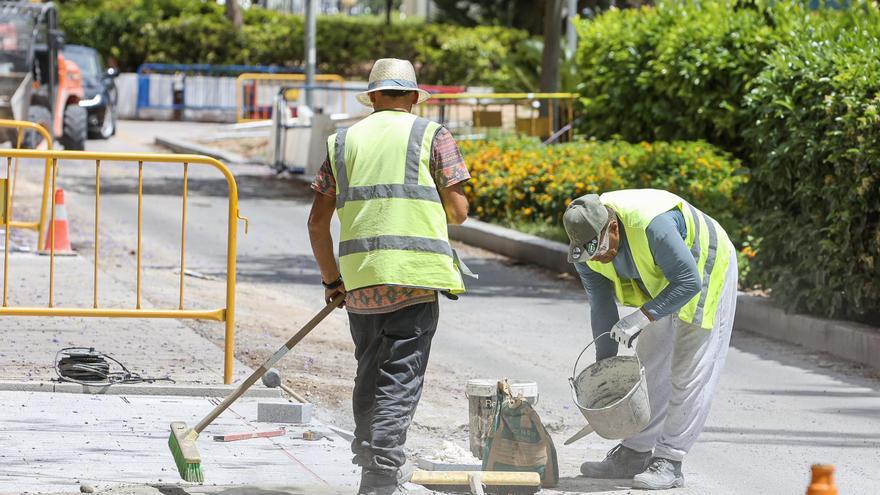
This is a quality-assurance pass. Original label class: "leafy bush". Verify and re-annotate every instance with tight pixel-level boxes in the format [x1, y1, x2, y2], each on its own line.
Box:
[460, 137, 747, 241]
[57, 0, 538, 89]
[744, 9, 880, 322]
[574, 2, 799, 155]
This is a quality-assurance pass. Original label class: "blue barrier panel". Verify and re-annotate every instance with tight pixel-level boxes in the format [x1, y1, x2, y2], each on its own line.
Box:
[136, 63, 303, 76]
[135, 64, 305, 117]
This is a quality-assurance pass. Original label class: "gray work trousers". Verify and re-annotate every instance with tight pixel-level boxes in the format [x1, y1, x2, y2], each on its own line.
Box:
[347, 300, 439, 474]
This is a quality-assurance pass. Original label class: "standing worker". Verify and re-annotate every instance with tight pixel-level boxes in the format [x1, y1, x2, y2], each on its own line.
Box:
[308, 58, 470, 495]
[564, 189, 737, 490]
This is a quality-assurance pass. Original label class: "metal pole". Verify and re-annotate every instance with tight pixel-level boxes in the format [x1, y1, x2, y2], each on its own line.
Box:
[567, 0, 578, 56]
[304, 0, 317, 108]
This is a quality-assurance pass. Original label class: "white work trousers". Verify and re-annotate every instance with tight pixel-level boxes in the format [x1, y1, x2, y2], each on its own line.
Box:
[620, 253, 738, 462]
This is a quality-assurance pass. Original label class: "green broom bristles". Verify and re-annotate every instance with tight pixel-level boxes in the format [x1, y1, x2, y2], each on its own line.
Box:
[168, 422, 203, 482]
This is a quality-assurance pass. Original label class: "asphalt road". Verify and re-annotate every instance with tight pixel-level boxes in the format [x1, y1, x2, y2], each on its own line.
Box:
[12, 120, 879, 494]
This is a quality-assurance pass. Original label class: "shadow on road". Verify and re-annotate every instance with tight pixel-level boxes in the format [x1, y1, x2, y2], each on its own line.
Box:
[60, 173, 314, 201]
[701, 426, 880, 449]
[198, 254, 320, 285]
[459, 258, 584, 301]
[740, 388, 880, 399]
[198, 254, 586, 303]
[729, 331, 880, 389]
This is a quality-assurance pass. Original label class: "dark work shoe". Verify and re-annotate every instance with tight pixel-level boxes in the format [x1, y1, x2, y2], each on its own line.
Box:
[632, 457, 685, 490]
[580, 444, 652, 479]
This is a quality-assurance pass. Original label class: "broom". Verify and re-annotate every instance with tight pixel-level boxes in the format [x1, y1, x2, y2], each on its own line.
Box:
[169, 294, 344, 482]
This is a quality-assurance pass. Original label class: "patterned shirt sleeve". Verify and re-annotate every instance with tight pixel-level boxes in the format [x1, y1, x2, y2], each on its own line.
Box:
[310, 154, 336, 196]
[431, 127, 470, 189]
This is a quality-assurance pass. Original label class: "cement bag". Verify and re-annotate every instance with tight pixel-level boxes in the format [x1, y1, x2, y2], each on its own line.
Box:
[482, 379, 559, 487]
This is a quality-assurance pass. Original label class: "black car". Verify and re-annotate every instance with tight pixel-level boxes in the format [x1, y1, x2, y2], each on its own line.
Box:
[62, 44, 118, 139]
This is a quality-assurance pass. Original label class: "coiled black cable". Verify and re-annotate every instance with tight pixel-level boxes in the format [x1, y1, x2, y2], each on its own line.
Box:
[54, 347, 175, 386]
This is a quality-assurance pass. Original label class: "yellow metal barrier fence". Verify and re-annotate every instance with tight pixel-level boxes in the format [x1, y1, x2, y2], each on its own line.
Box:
[419, 92, 578, 139]
[0, 149, 248, 384]
[235, 73, 346, 122]
[0, 119, 53, 248]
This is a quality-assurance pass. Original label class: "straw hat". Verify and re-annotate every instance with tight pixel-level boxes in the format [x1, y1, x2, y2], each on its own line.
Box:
[356, 58, 431, 108]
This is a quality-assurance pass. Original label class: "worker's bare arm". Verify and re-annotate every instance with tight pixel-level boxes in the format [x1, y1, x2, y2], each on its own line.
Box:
[307, 191, 343, 292]
[439, 182, 469, 225]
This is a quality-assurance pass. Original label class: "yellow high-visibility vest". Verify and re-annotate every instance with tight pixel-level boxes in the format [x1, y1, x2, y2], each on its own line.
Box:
[587, 189, 732, 329]
[328, 111, 464, 293]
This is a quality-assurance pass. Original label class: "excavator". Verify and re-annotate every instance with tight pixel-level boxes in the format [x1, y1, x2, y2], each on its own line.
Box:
[0, 0, 86, 150]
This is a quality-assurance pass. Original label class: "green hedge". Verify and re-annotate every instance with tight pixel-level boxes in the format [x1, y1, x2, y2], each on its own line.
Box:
[58, 0, 538, 89]
[575, 2, 880, 322]
[574, 2, 800, 155]
[744, 10, 880, 321]
[460, 137, 746, 242]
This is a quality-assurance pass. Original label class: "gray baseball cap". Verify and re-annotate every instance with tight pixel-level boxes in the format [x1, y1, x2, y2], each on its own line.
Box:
[563, 194, 609, 263]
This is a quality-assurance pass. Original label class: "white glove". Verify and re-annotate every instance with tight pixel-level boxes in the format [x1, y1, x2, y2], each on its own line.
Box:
[610, 309, 651, 348]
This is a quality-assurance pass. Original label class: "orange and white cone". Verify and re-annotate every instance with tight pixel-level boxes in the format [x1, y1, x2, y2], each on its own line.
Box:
[40, 188, 75, 255]
[806, 464, 838, 495]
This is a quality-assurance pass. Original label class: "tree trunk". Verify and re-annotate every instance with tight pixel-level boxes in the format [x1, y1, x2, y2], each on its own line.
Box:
[539, 0, 562, 120]
[386, 0, 393, 25]
[225, 0, 243, 29]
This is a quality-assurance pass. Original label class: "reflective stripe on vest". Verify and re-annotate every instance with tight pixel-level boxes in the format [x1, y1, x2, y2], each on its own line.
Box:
[586, 189, 732, 330]
[328, 112, 464, 293]
[339, 235, 454, 258]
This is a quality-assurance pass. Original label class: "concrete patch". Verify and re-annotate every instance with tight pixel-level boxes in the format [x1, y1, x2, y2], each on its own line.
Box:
[0, 391, 357, 494]
[0, 381, 282, 398]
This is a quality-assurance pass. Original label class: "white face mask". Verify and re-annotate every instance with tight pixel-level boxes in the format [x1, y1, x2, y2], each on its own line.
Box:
[586, 221, 612, 260]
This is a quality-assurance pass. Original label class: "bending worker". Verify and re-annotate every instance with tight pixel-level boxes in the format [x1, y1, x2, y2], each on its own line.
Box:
[307, 58, 470, 495]
[564, 189, 737, 490]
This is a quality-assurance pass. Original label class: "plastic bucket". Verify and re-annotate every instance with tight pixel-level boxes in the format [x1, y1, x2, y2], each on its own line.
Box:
[565, 332, 650, 445]
[466, 379, 538, 459]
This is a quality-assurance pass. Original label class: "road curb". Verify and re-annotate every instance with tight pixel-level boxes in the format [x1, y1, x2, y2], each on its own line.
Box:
[0, 381, 282, 398]
[154, 136, 249, 165]
[450, 218, 880, 370]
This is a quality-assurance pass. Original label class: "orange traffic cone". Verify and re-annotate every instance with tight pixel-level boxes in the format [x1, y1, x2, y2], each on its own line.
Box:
[40, 188, 75, 256]
[806, 464, 838, 495]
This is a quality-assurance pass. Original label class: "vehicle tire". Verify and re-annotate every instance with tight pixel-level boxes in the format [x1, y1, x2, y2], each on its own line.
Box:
[89, 104, 116, 140]
[59, 104, 87, 151]
[22, 105, 52, 149]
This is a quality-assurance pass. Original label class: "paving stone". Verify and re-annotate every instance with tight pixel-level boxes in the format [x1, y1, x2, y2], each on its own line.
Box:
[257, 402, 313, 424]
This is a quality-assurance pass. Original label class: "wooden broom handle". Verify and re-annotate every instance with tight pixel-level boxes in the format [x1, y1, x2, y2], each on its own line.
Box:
[194, 294, 344, 433]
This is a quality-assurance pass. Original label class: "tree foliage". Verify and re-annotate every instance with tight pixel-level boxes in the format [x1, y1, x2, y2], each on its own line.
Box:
[58, 0, 540, 89]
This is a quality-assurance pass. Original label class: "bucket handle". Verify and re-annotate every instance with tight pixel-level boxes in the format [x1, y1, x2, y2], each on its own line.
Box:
[568, 331, 643, 410]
